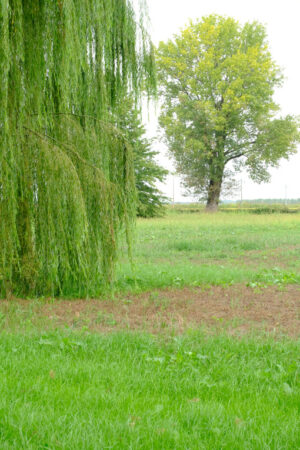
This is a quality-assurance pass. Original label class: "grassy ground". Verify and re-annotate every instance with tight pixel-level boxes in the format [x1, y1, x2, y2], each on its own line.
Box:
[1, 331, 299, 449]
[117, 210, 300, 293]
[1, 210, 300, 448]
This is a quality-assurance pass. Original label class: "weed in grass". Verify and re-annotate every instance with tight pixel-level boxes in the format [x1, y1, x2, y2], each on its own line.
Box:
[230, 297, 241, 309]
[251, 267, 300, 288]
[95, 312, 117, 326]
[148, 291, 160, 302]
[147, 292, 172, 310]
[122, 298, 133, 305]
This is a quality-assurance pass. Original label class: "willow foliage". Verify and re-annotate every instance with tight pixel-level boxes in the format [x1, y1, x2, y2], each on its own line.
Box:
[0, 0, 156, 297]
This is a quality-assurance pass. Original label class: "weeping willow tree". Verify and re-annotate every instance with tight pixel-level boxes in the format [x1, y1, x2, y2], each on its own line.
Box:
[0, 0, 156, 297]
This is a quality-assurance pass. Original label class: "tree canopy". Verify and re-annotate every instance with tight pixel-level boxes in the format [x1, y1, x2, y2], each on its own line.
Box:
[0, 0, 155, 297]
[116, 97, 168, 218]
[157, 15, 299, 210]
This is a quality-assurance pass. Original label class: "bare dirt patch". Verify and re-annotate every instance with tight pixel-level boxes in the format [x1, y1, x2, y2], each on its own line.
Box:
[1, 285, 299, 337]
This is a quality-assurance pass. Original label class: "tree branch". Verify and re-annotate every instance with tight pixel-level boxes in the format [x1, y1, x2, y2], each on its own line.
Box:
[23, 125, 108, 177]
[225, 152, 246, 163]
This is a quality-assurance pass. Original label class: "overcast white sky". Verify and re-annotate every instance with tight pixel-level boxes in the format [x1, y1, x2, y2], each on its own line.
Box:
[144, 0, 300, 201]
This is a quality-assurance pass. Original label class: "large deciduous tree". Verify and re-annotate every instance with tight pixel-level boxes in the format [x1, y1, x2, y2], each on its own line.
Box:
[0, 0, 155, 297]
[157, 15, 299, 211]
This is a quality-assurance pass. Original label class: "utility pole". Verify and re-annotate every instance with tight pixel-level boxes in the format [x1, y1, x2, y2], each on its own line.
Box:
[240, 178, 243, 207]
[284, 185, 287, 206]
[172, 173, 175, 206]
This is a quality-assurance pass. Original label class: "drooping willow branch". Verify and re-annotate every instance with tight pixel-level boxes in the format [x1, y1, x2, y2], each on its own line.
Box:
[23, 125, 113, 177]
[0, 0, 155, 297]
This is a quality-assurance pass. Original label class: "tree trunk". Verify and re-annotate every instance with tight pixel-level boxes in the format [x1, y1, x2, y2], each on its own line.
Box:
[206, 178, 222, 212]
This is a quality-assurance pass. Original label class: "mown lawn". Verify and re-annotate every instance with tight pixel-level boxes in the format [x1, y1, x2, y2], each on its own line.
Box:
[0, 331, 299, 449]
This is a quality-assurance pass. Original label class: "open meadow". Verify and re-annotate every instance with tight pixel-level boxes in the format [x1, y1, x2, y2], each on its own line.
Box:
[118, 206, 300, 294]
[1, 209, 300, 448]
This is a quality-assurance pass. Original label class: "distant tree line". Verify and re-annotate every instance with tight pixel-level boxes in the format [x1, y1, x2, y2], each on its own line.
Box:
[231, 199, 300, 204]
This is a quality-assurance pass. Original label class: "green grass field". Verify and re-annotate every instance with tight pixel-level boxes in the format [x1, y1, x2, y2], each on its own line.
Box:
[1, 210, 300, 448]
[117, 209, 300, 293]
[1, 332, 299, 449]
